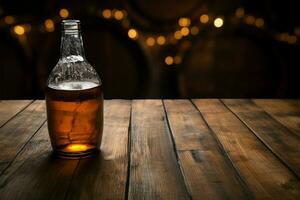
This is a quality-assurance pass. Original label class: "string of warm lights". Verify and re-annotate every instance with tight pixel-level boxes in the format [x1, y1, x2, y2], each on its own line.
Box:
[96, 7, 300, 66]
[0, 8, 70, 36]
[0, 7, 299, 66]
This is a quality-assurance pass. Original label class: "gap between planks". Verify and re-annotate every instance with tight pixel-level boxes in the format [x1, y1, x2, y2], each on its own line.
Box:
[192, 99, 300, 199]
[0, 100, 34, 128]
[221, 99, 300, 179]
[0, 100, 47, 174]
[162, 100, 193, 199]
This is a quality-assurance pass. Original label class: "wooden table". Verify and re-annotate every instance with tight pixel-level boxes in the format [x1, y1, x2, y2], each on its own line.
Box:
[0, 99, 300, 199]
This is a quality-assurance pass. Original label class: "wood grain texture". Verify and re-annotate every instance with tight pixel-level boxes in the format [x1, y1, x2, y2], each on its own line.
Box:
[254, 99, 300, 137]
[0, 100, 46, 173]
[65, 100, 131, 200]
[163, 100, 249, 199]
[193, 99, 300, 200]
[0, 122, 79, 200]
[222, 99, 300, 178]
[129, 100, 189, 200]
[0, 99, 300, 199]
[0, 100, 32, 127]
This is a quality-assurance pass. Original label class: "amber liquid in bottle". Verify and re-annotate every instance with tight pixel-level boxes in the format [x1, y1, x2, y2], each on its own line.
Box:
[46, 20, 103, 158]
[46, 82, 103, 158]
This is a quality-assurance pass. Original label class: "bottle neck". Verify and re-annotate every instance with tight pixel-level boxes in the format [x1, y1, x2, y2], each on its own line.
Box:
[60, 30, 86, 60]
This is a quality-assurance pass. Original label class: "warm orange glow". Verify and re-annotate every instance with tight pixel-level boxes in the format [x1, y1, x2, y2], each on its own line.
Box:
[214, 18, 223, 28]
[102, 9, 112, 19]
[178, 17, 191, 27]
[200, 14, 209, 24]
[165, 56, 174, 65]
[44, 19, 55, 32]
[128, 29, 138, 39]
[174, 56, 182, 64]
[279, 33, 289, 41]
[255, 18, 264, 28]
[146, 37, 155, 46]
[235, 8, 245, 18]
[4, 16, 15, 24]
[190, 26, 199, 35]
[180, 27, 190, 36]
[157, 36, 166, 45]
[245, 15, 255, 25]
[295, 27, 300, 36]
[65, 144, 89, 152]
[174, 30, 182, 39]
[59, 8, 69, 19]
[287, 35, 297, 44]
[114, 10, 124, 20]
[13, 25, 25, 35]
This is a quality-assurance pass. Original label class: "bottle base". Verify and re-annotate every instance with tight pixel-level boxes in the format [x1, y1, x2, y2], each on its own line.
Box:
[53, 144, 99, 159]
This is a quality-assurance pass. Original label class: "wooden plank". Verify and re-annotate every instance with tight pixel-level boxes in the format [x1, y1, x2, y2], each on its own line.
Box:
[0, 100, 47, 173]
[65, 100, 131, 200]
[0, 100, 33, 127]
[0, 122, 79, 200]
[129, 100, 189, 199]
[222, 99, 300, 178]
[163, 100, 250, 199]
[254, 99, 300, 137]
[193, 99, 300, 200]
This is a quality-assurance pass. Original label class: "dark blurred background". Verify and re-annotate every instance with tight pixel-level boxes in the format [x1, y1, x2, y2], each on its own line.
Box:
[0, 0, 299, 99]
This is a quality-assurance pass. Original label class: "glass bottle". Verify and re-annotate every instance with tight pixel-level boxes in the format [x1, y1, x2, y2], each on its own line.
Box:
[45, 20, 103, 158]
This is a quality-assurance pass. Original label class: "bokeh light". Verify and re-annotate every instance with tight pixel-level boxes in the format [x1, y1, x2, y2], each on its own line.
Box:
[4, 16, 15, 24]
[13, 25, 25, 35]
[214, 18, 224, 28]
[200, 14, 209, 23]
[44, 19, 55, 32]
[102, 9, 112, 19]
[114, 10, 124, 20]
[180, 27, 190, 36]
[255, 18, 264, 28]
[174, 30, 182, 39]
[128, 29, 138, 39]
[157, 36, 166, 45]
[165, 56, 174, 65]
[178, 18, 191, 27]
[146, 37, 155, 46]
[59, 8, 69, 19]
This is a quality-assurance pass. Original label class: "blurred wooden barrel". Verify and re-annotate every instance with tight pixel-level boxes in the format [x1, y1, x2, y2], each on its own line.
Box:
[35, 18, 149, 99]
[178, 30, 283, 98]
[0, 30, 33, 99]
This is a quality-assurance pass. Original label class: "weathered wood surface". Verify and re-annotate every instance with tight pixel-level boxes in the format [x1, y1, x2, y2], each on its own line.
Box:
[254, 99, 300, 137]
[222, 99, 300, 178]
[0, 99, 299, 200]
[163, 100, 249, 199]
[0, 122, 79, 200]
[193, 99, 300, 200]
[0, 100, 32, 127]
[0, 100, 46, 174]
[129, 100, 189, 199]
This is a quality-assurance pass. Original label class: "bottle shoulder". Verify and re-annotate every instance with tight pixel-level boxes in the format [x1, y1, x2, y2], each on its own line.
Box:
[47, 56, 101, 87]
